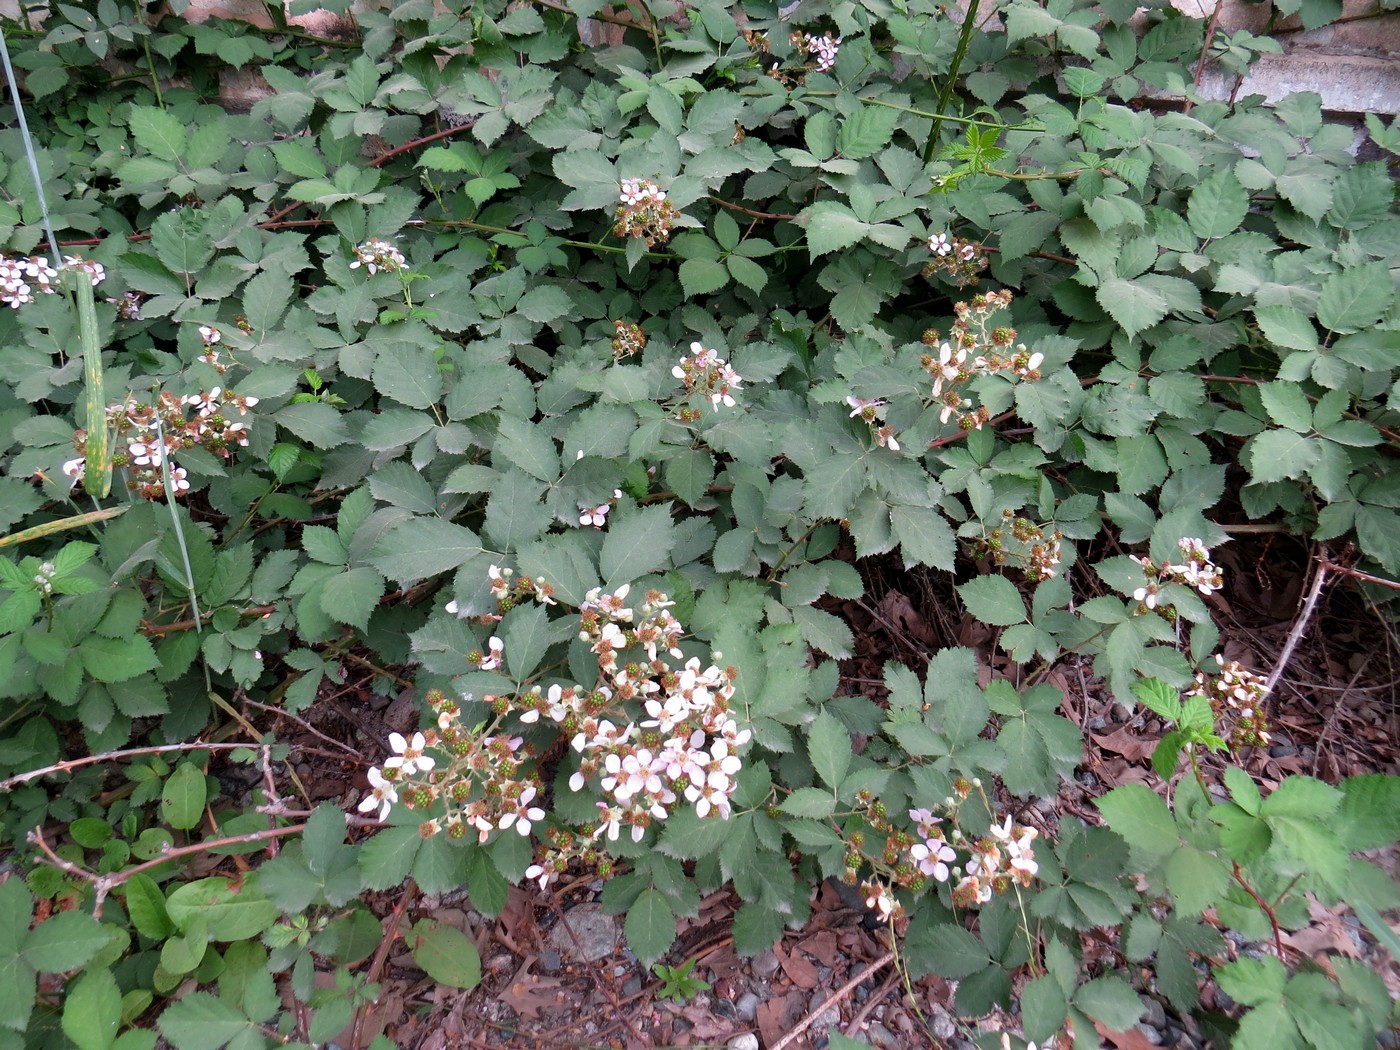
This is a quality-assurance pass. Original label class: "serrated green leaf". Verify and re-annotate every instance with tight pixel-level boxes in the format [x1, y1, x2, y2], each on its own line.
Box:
[804, 202, 868, 259]
[836, 105, 898, 160]
[62, 968, 120, 1050]
[23, 910, 109, 973]
[958, 575, 1026, 626]
[157, 992, 251, 1050]
[625, 889, 676, 967]
[906, 923, 989, 979]
[371, 518, 485, 584]
[1096, 784, 1178, 858]
[1096, 277, 1167, 339]
[1316, 261, 1394, 334]
[600, 503, 676, 587]
[1188, 169, 1249, 239]
[891, 505, 955, 569]
[807, 710, 851, 790]
[159, 762, 207, 831]
[1074, 976, 1144, 1031]
[130, 105, 187, 162]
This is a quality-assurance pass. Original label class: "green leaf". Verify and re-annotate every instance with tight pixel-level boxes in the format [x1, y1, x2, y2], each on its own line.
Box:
[23, 910, 109, 972]
[906, 923, 990, 979]
[804, 202, 868, 259]
[1165, 846, 1230, 913]
[158, 992, 251, 1050]
[1188, 170, 1249, 239]
[1316, 261, 1394, 334]
[495, 415, 559, 484]
[80, 635, 159, 683]
[1255, 305, 1318, 352]
[407, 919, 482, 989]
[1216, 956, 1287, 1008]
[891, 505, 955, 569]
[1096, 784, 1178, 858]
[600, 503, 676, 587]
[1021, 974, 1069, 1044]
[164, 877, 279, 941]
[1258, 382, 1314, 433]
[500, 600, 549, 679]
[1247, 430, 1320, 485]
[374, 345, 444, 409]
[1336, 774, 1400, 851]
[624, 889, 676, 967]
[1074, 976, 1144, 1032]
[1096, 277, 1167, 339]
[320, 567, 385, 631]
[357, 826, 421, 889]
[130, 105, 187, 161]
[778, 787, 837, 819]
[122, 874, 173, 940]
[371, 518, 484, 584]
[62, 968, 121, 1050]
[958, 575, 1027, 626]
[807, 710, 851, 790]
[837, 105, 899, 160]
[160, 762, 207, 831]
[679, 258, 730, 297]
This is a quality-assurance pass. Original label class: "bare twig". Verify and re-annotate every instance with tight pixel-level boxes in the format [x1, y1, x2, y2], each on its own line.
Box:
[242, 697, 362, 756]
[1, 741, 268, 793]
[1317, 558, 1400, 593]
[771, 950, 895, 1050]
[349, 880, 417, 1050]
[841, 967, 901, 1039]
[28, 822, 304, 918]
[1260, 549, 1332, 706]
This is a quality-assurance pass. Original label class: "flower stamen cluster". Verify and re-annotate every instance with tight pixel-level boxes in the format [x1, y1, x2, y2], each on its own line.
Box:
[1188, 654, 1271, 749]
[952, 814, 1039, 907]
[358, 573, 748, 893]
[63, 387, 258, 497]
[793, 31, 841, 73]
[673, 341, 742, 412]
[920, 290, 1043, 432]
[349, 238, 407, 275]
[924, 232, 988, 286]
[613, 178, 680, 246]
[611, 320, 647, 361]
[1132, 537, 1224, 611]
[975, 509, 1064, 581]
[846, 396, 900, 451]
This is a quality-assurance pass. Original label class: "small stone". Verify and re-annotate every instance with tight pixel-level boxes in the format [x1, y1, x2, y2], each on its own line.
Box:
[1135, 1024, 1165, 1046]
[863, 1022, 901, 1049]
[1087, 715, 1107, 730]
[546, 903, 620, 962]
[1269, 745, 1298, 758]
[751, 949, 780, 977]
[735, 991, 760, 1022]
[807, 991, 840, 1033]
[927, 1006, 956, 1042]
[623, 975, 642, 997]
[538, 949, 563, 974]
[1377, 1030, 1400, 1050]
[728, 1035, 760, 1050]
[1140, 996, 1167, 1029]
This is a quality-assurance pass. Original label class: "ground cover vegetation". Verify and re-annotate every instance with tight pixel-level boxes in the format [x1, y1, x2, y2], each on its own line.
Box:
[0, 0, 1398, 1045]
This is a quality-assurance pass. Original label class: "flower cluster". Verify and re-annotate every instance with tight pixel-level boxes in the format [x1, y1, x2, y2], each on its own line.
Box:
[31, 561, 57, 598]
[349, 238, 406, 275]
[579, 489, 624, 529]
[62, 386, 259, 499]
[613, 178, 680, 247]
[952, 814, 1039, 908]
[1187, 654, 1272, 749]
[1, 254, 104, 309]
[793, 31, 841, 73]
[358, 571, 748, 893]
[920, 290, 1044, 431]
[196, 325, 227, 372]
[846, 396, 900, 451]
[1131, 537, 1224, 611]
[974, 510, 1064, 582]
[611, 320, 647, 361]
[673, 341, 742, 416]
[925, 231, 988, 286]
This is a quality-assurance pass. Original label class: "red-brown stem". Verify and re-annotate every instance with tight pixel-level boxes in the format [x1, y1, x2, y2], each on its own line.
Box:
[1, 741, 263, 792]
[1231, 861, 1284, 959]
[348, 880, 417, 1049]
[369, 123, 473, 169]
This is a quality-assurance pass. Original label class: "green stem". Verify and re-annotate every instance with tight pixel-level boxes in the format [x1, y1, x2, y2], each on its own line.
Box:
[925, 0, 982, 160]
[141, 35, 164, 108]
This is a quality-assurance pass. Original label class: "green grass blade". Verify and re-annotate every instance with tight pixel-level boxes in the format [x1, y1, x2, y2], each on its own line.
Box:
[0, 506, 129, 549]
[75, 277, 112, 499]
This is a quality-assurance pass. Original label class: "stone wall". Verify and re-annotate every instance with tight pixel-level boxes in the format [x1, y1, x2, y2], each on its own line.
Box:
[3, 0, 1397, 115]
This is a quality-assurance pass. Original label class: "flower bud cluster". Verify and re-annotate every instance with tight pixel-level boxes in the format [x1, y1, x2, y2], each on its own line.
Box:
[951, 815, 1040, 908]
[924, 231, 988, 287]
[1187, 654, 1271, 749]
[613, 178, 680, 247]
[846, 397, 900, 452]
[358, 570, 748, 893]
[62, 386, 258, 499]
[975, 510, 1064, 582]
[350, 239, 406, 275]
[673, 341, 743, 412]
[31, 561, 57, 598]
[920, 290, 1043, 432]
[1, 254, 104, 309]
[611, 320, 647, 361]
[1131, 537, 1224, 611]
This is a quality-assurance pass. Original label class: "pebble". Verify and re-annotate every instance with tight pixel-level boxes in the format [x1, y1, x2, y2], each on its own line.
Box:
[537, 949, 563, 974]
[927, 1005, 957, 1041]
[1378, 1030, 1400, 1050]
[735, 991, 760, 1022]
[1269, 745, 1299, 758]
[728, 1035, 760, 1050]
[546, 903, 620, 962]
[1087, 715, 1107, 730]
[863, 1022, 901, 1049]
[623, 975, 641, 997]
[751, 949, 781, 977]
[1135, 1024, 1165, 1045]
[1140, 996, 1167, 1029]
[807, 991, 840, 1034]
